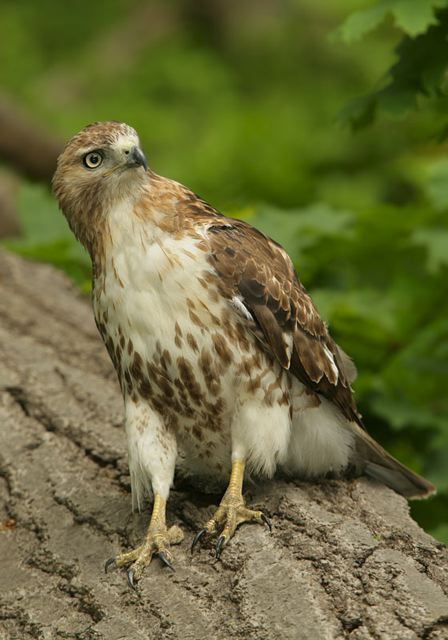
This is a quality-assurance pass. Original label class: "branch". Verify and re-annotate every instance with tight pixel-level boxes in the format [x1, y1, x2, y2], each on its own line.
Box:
[0, 172, 21, 238]
[0, 97, 63, 183]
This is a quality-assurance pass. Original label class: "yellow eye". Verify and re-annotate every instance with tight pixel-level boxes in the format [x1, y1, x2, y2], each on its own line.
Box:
[83, 151, 103, 169]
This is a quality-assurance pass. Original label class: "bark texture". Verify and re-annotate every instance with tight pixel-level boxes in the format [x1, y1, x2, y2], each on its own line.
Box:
[0, 249, 447, 640]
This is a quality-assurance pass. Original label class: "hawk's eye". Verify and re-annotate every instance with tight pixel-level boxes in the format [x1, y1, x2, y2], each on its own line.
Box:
[83, 151, 103, 169]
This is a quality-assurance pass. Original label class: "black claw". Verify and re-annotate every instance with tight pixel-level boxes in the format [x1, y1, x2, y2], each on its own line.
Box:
[158, 551, 175, 572]
[261, 513, 272, 533]
[215, 535, 225, 559]
[127, 568, 137, 590]
[191, 528, 207, 555]
[104, 557, 117, 574]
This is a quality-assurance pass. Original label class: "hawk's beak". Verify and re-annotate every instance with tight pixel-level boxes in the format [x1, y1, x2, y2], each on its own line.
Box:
[126, 146, 148, 171]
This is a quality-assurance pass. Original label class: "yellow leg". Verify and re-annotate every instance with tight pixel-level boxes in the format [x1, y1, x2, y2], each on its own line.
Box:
[191, 459, 271, 558]
[105, 494, 184, 588]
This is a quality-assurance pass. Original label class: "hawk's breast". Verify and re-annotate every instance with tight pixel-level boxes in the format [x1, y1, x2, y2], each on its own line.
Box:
[92, 218, 290, 480]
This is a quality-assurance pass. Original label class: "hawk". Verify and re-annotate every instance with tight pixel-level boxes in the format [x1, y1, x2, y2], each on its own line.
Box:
[53, 121, 435, 587]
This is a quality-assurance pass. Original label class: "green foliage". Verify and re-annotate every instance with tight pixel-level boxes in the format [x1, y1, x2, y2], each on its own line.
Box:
[338, 2, 448, 130]
[412, 228, 448, 273]
[1, 0, 447, 543]
[5, 183, 91, 291]
[336, 0, 447, 42]
[243, 204, 354, 269]
[423, 157, 448, 210]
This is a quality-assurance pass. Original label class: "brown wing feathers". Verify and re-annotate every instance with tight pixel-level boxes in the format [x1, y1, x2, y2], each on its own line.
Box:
[237, 257, 294, 368]
[206, 216, 438, 498]
[207, 219, 363, 426]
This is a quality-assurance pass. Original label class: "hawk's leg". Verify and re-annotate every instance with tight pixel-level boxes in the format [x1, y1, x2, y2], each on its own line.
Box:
[191, 459, 271, 558]
[105, 399, 183, 588]
[105, 494, 184, 588]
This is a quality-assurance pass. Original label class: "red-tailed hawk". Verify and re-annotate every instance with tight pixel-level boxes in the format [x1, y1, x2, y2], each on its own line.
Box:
[53, 121, 435, 588]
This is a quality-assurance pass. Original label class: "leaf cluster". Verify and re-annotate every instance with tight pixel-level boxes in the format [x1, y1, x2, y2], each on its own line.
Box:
[337, 0, 448, 129]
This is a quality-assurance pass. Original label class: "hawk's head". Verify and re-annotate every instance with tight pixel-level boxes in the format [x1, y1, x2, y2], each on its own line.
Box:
[53, 121, 148, 251]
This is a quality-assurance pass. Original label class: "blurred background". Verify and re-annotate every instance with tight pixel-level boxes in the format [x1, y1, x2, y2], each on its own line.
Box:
[0, 0, 447, 542]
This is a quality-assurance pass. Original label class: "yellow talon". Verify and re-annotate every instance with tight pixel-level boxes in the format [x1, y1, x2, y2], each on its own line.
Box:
[105, 494, 184, 588]
[191, 459, 271, 558]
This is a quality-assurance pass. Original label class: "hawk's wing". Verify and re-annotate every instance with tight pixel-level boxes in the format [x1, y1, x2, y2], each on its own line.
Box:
[205, 217, 363, 427]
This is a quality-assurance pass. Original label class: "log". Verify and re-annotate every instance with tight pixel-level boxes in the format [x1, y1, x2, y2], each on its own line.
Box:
[0, 249, 447, 640]
[0, 173, 21, 239]
[0, 98, 63, 183]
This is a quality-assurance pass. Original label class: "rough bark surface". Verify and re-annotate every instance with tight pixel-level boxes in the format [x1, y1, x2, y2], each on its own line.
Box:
[0, 249, 447, 640]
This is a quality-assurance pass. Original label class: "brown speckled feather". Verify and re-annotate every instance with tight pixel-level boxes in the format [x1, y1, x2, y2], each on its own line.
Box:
[200, 216, 363, 427]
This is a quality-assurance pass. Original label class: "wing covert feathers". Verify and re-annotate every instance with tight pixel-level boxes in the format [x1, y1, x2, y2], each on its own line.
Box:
[207, 219, 363, 426]
[205, 215, 434, 499]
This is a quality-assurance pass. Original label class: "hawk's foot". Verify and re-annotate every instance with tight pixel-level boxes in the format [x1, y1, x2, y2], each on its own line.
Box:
[191, 459, 271, 558]
[105, 495, 183, 589]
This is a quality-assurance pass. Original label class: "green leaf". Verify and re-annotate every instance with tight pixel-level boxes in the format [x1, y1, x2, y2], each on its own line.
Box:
[385, 18, 448, 97]
[14, 181, 71, 244]
[336, 0, 447, 43]
[392, 0, 441, 36]
[338, 94, 377, 130]
[412, 228, 448, 273]
[340, 9, 448, 127]
[371, 317, 448, 434]
[1, 181, 91, 287]
[423, 158, 448, 210]
[335, 4, 391, 43]
[243, 203, 354, 261]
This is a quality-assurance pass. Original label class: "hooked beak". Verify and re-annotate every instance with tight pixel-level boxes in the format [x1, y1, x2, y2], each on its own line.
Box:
[126, 146, 148, 171]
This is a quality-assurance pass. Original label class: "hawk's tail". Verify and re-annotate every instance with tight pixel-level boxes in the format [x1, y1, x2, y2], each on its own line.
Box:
[352, 426, 436, 499]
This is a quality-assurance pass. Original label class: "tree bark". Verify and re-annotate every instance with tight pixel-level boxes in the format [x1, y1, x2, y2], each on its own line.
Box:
[0, 249, 447, 640]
